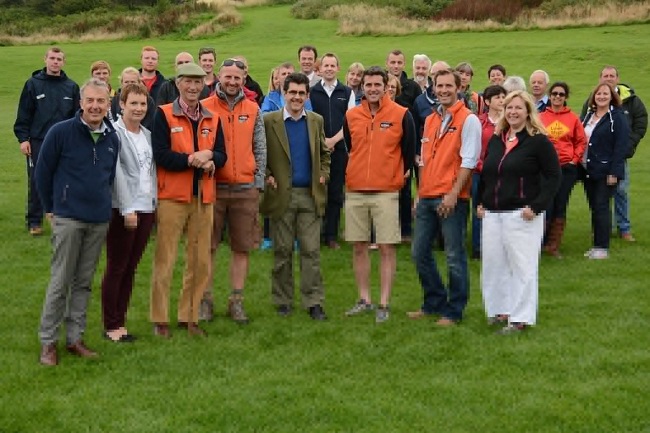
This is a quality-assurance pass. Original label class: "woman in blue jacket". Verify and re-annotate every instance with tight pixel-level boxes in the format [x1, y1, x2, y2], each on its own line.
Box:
[580, 83, 629, 260]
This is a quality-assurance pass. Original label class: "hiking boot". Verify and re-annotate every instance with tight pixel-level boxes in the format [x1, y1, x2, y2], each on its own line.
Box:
[345, 299, 375, 316]
[228, 294, 249, 324]
[199, 298, 214, 322]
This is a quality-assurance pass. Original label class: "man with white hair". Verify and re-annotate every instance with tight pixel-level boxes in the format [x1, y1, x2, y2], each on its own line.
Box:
[412, 54, 432, 93]
[530, 70, 550, 112]
[503, 76, 527, 93]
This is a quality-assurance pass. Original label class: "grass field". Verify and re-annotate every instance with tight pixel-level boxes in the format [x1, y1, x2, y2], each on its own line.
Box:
[1, 5, 649, 432]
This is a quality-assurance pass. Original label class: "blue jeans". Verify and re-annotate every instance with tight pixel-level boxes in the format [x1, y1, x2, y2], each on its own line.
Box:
[613, 162, 630, 234]
[412, 198, 469, 321]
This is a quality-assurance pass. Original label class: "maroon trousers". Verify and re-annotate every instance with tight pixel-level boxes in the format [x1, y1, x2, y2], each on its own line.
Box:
[101, 209, 155, 331]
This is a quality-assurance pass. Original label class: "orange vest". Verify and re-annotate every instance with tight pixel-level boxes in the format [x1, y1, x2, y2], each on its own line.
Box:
[419, 100, 472, 199]
[201, 95, 258, 185]
[345, 95, 407, 192]
[157, 102, 219, 203]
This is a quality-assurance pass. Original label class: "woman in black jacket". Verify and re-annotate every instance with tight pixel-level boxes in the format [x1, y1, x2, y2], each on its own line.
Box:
[579, 83, 629, 260]
[477, 90, 560, 334]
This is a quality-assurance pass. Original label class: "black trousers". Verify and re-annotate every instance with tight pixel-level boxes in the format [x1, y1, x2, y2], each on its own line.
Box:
[322, 146, 348, 242]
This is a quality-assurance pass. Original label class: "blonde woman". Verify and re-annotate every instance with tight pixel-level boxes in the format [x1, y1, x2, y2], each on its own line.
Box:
[477, 91, 560, 334]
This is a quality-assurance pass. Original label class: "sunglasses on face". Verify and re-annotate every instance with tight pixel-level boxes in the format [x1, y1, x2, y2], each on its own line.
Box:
[550, 91, 566, 97]
[286, 90, 307, 97]
[221, 59, 246, 70]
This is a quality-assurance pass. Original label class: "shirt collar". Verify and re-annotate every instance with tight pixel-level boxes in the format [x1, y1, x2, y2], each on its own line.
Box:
[178, 97, 200, 122]
[321, 79, 338, 90]
[80, 115, 108, 133]
[283, 107, 306, 121]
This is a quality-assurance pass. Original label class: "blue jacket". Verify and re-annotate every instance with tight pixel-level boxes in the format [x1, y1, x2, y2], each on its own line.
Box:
[14, 68, 80, 143]
[261, 90, 312, 114]
[35, 111, 120, 223]
[581, 108, 629, 180]
[412, 86, 439, 154]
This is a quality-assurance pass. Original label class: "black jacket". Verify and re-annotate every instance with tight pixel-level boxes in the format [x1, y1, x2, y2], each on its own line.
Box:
[479, 130, 560, 214]
[309, 80, 352, 148]
[395, 71, 420, 111]
[14, 68, 80, 143]
[581, 84, 648, 158]
[139, 69, 165, 102]
[245, 75, 264, 107]
[581, 109, 629, 180]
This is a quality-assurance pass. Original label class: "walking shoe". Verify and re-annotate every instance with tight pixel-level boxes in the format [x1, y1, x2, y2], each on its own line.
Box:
[260, 238, 273, 250]
[620, 232, 636, 242]
[435, 317, 457, 327]
[375, 306, 390, 323]
[586, 248, 609, 260]
[345, 299, 375, 316]
[199, 298, 214, 322]
[277, 305, 293, 317]
[29, 226, 43, 236]
[487, 314, 509, 326]
[39, 343, 58, 366]
[497, 322, 527, 335]
[187, 323, 207, 336]
[406, 310, 430, 320]
[228, 294, 249, 324]
[308, 304, 328, 321]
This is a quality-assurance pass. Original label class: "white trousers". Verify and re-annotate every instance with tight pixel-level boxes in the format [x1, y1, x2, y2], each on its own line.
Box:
[481, 209, 544, 325]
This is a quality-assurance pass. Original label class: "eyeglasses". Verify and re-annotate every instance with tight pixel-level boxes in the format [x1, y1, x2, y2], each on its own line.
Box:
[286, 90, 308, 97]
[550, 91, 566, 97]
[221, 59, 246, 70]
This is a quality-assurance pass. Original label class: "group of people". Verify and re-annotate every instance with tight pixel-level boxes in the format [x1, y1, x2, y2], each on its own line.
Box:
[13, 44, 646, 366]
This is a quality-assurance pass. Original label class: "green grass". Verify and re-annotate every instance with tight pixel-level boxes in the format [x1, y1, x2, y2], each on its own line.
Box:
[1, 6, 649, 432]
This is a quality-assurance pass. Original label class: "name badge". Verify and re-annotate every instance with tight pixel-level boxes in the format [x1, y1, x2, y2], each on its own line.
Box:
[171, 127, 183, 133]
[36, 94, 45, 100]
[238, 115, 249, 122]
[380, 122, 393, 130]
[201, 128, 211, 137]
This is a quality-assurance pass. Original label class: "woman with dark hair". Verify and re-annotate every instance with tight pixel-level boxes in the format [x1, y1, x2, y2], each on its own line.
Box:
[101, 83, 157, 342]
[579, 83, 629, 259]
[478, 91, 560, 334]
[471, 84, 506, 259]
[539, 82, 587, 257]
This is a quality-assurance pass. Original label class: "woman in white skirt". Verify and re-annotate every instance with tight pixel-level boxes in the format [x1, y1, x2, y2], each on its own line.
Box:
[477, 91, 561, 334]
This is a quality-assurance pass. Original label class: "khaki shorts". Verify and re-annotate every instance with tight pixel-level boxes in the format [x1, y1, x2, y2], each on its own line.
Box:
[344, 191, 400, 244]
[212, 188, 260, 252]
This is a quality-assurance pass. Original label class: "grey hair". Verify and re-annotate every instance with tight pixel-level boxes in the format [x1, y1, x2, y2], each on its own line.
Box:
[80, 78, 109, 98]
[412, 54, 432, 70]
[529, 69, 549, 84]
[503, 76, 527, 93]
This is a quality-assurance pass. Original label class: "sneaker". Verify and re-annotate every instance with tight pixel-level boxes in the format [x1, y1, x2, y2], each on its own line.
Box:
[228, 295, 249, 324]
[260, 238, 273, 251]
[29, 226, 43, 236]
[620, 233, 636, 242]
[198, 299, 214, 322]
[497, 322, 527, 335]
[587, 248, 609, 260]
[376, 306, 390, 323]
[345, 299, 375, 316]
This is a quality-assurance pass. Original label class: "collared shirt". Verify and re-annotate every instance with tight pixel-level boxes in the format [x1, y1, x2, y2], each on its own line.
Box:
[283, 107, 307, 122]
[320, 79, 356, 109]
[536, 95, 549, 111]
[178, 97, 200, 122]
[436, 103, 482, 169]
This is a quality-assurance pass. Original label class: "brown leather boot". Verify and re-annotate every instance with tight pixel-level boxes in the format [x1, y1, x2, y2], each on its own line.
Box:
[544, 218, 566, 258]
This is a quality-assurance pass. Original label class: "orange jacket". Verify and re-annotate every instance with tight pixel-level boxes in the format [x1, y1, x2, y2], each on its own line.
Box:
[201, 94, 260, 185]
[419, 100, 472, 199]
[157, 103, 219, 203]
[344, 95, 409, 192]
[540, 106, 587, 165]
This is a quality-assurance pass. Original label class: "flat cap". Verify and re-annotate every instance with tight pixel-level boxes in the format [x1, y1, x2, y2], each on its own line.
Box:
[176, 62, 206, 78]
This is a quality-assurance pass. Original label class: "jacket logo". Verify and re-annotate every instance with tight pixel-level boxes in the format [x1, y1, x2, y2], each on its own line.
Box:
[238, 115, 249, 123]
[380, 122, 393, 130]
[36, 94, 45, 100]
[448, 126, 458, 132]
[63, 96, 72, 100]
[201, 128, 211, 137]
[171, 127, 183, 133]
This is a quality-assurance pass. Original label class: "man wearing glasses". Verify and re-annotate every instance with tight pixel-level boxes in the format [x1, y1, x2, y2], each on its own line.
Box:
[261, 72, 330, 320]
[157, 52, 210, 106]
[200, 59, 266, 324]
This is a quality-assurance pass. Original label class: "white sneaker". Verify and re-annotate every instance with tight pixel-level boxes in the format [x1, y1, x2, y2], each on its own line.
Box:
[587, 248, 609, 260]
